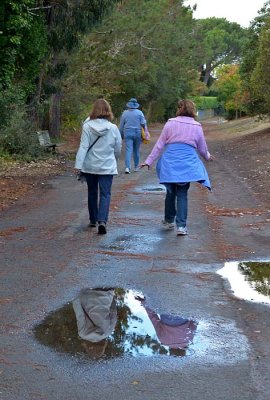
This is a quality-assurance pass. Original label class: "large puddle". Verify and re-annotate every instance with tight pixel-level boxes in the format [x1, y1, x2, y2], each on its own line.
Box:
[34, 288, 197, 360]
[218, 261, 270, 304]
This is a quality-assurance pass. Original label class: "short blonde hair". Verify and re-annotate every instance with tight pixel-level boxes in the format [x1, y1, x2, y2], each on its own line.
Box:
[90, 99, 113, 121]
[176, 99, 197, 118]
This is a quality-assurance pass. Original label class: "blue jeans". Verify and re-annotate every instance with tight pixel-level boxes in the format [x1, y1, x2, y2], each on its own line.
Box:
[85, 174, 113, 224]
[124, 131, 141, 169]
[164, 183, 190, 227]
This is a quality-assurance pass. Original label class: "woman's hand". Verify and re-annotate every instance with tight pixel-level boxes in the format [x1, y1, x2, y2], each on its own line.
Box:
[74, 169, 81, 182]
[139, 163, 150, 169]
[209, 154, 215, 161]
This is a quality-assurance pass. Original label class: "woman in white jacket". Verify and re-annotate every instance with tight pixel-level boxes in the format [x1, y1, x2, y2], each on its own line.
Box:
[75, 99, 122, 234]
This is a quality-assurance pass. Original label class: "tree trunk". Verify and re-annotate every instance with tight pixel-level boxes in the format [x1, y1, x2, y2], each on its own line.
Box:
[49, 93, 61, 137]
[203, 62, 212, 86]
[146, 100, 154, 121]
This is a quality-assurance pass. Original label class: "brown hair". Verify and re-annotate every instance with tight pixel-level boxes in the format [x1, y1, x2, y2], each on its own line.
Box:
[82, 339, 107, 359]
[90, 99, 113, 121]
[176, 99, 197, 118]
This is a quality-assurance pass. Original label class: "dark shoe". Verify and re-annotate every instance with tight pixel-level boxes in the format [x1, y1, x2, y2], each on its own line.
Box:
[162, 219, 174, 229]
[88, 222, 97, 228]
[98, 222, 107, 234]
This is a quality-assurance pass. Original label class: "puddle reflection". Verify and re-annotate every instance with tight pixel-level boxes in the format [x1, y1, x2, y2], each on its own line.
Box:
[34, 288, 197, 360]
[218, 261, 270, 304]
[142, 187, 165, 192]
[105, 234, 161, 252]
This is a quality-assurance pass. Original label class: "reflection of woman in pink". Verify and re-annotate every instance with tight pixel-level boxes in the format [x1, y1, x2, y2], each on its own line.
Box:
[145, 307, 197, 349]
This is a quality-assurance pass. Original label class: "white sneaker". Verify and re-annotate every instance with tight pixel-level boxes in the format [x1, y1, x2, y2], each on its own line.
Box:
[177, 227, 188, 236]
[162, 220, 174, 229]
[125, 168, 130, 174]
[134, 167, 140, 172]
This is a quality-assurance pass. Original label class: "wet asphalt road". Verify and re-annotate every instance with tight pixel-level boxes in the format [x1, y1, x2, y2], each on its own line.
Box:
[1, 128, 270, 400]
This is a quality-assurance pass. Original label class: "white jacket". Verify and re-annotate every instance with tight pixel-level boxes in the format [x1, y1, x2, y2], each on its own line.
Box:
[75, 118, 122, 175]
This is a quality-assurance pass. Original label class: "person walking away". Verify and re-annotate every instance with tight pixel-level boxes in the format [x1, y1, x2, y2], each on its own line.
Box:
[119, 98, 147, 174]
[75, 99, 122, 234]
[140, 99, 214, 236]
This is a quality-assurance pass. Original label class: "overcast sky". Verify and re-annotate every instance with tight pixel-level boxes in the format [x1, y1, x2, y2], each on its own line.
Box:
[185, 0, 267, 27]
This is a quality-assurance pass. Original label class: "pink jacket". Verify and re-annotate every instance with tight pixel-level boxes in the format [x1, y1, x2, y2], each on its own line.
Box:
[145, 116, 211, 167]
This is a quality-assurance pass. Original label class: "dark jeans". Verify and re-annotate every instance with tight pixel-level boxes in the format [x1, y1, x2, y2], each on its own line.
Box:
[164, 183, 190, 228]
[85, 174, 113, 224]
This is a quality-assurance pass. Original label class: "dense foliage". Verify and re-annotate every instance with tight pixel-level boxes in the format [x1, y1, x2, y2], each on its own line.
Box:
[0, 0, 118, 158]
[240, 1, 270, 115]
[1, 0, 270, 158]
[62, 3, 249, 124]
[62, 0, 202, 124]
[212, 65, 248, 119]
[196, 17, 247, 87]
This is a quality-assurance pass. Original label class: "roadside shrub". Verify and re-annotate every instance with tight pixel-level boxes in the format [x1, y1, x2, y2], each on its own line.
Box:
[0, 109, 47, 161]
[0, 87, 26, 129]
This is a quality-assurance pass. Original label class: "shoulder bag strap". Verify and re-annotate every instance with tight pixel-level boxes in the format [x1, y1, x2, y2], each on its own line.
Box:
[87, 135, 100, 154]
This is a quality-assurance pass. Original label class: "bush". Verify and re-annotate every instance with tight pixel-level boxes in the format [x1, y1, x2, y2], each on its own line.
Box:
[191, 96, 220, 110]
[0, 109, 47, 160]
[0, 87, 26, 129]
[0, 86, 48, 160]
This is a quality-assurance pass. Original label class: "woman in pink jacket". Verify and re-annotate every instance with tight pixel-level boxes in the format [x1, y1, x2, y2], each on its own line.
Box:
[141, 99, 214, 236]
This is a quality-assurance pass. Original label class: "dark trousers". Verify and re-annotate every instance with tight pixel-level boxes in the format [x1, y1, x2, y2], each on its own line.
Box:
[164, 183, 190, 227]
[85, 174, 113, 224]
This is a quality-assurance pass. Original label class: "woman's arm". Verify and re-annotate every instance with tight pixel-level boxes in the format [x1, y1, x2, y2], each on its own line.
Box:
[119, 112, 126, 138]
[143, 123, 169, 167]
[114, 126, 122, 159]
[196, 127, 212, 161]
[75, 125, 90, 169]
[140, 111, 146, 128]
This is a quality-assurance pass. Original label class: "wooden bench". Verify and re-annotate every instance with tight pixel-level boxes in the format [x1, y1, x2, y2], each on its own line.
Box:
[37, 130, 57, 151]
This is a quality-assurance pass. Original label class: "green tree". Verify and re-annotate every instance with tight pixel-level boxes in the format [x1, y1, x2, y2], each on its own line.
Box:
[195, 18, 247, 87]
[62, 0, 201, 123]
[0, 0, 49, 158]
[212, 64, 247, 119]
[0, 0, 47, 120]
[31, 0, 119, 136]
[0, 0, 119, 158]
[240, 1, 270, 115]
[249, 17, 270, 114]
[0, 0, 47, 89]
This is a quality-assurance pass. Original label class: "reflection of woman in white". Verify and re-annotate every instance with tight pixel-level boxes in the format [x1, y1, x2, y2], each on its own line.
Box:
[141, 99, 214, 236]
